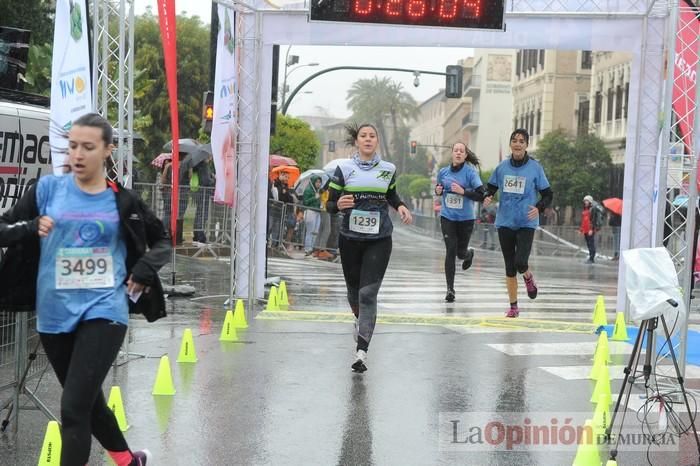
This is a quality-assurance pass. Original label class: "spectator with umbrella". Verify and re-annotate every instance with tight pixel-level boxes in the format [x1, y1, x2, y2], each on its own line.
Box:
[186, 144, 214, 243]
[602, 197, 622, 260]
[159, 138, 201, 244]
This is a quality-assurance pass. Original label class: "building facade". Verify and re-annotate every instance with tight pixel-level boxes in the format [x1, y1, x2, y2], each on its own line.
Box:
[511, 49, 593, 152]
[462, 48, 514, 170]
[587, 52, 632, 165]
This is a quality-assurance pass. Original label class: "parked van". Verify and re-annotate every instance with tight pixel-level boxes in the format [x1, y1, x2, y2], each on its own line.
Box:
[0, 89, 52, 213]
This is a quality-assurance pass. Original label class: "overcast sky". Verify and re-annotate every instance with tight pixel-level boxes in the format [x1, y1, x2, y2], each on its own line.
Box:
[136, 0, 473, 119]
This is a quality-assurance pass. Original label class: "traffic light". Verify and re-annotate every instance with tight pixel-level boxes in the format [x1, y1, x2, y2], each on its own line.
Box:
[202, 90, 214, 133]
[410, 141, 417, 155]
[445, 65, 463, 98]
[329, 140, 336, 152]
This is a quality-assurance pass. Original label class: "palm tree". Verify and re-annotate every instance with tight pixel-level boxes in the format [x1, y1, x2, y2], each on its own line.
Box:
[346, 77, 394, 157]
[346, 76, 418, 169]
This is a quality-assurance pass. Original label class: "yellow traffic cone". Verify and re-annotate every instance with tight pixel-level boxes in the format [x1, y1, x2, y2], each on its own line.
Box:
[591, 363, 611, 404]
[592, 394, 610, 433]
[266, 286, 280, 311]
[572, 419, 600, 466]
[152, 355, 176, 395]
[37, 420, 61, 465]
[107, 386, 130, 431]
[176, 328, 198, 363]
[611, 312, 629, 342]
[592, 295, 607, 327]
[592, 331, 612, 364]
[588, 349, 606, 380]
[232, 299, 248, 329]
[219, 310, 238, 342]
[278, 280, 289, 309]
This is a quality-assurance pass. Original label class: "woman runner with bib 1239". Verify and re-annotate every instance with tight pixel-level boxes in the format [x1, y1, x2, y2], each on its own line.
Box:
[326, 123, 412, 373]
[484, 129, 552, 318]
[434, 142, 486, 303]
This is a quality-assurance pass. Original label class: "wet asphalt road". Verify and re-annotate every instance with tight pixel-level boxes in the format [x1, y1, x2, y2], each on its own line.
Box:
[1, 225, 699, 465]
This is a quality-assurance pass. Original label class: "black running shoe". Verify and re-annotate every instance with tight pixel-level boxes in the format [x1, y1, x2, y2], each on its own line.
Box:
[445, 289, 455, 302]
[351, 350, 368, 373]
[462, 249, 474, 270]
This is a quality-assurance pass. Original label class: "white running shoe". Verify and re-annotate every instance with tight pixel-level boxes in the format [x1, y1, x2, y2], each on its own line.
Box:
[351, 349, 368, 373]
[353, 318, 359, 343]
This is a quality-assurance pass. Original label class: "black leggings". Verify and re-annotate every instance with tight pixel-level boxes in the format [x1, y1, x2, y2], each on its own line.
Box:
[440, 217, 474, 290]
[339, 235, 392, 350]
[497, 227, 535, 277]
[40, 319, 130, 466]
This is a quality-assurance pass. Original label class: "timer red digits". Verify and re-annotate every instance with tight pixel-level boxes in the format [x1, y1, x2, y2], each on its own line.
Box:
[438, 0, 457, 19]
[385, 0, 401, 16]
[311, 0, 503, 30]
[355, 0, 372, 15]
[463, 0, 481, 18]
[407, 0, 427, 18]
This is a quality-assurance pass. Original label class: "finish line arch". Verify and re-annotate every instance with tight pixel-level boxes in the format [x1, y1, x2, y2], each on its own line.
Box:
[221, 0, 668, 303]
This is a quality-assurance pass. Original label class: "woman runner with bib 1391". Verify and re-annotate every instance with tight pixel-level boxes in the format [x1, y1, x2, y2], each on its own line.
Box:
[434, 142, 486, 303]
[484, 128, 552, 318]
[326, 123, 412, 373]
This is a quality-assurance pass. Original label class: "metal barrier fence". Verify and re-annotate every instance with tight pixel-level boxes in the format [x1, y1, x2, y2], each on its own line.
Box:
[0, 312, 54, 438]
[267, 200, 340, 259]
[133, 183, 233, 255]
[405, 212, 622, 260]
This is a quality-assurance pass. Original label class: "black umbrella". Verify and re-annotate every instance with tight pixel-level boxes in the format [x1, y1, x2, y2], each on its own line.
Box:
[162, 138, 200, 154]
[189, 143, 212, 168]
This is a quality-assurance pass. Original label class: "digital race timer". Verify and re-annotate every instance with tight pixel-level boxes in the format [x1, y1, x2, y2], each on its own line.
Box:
[310, 0, 505, 30]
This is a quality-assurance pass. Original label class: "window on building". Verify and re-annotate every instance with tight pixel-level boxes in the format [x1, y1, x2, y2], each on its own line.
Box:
[594, 91, 602, 124]
[530, 50, 538, 73]
[522, 50, 529, 76]
[539, 49, 545, 68]
[516, 51, 521, 78]
[530, 112, 535, 136]
[615, 85, 623, 119]
[514, 118, 518, 130]
[578, 99, 590, 136]
[536, 109, 542, 135]
[624, 82, 629, 118]
[606, 89, 614, 121]
[581, 51, 592, 70]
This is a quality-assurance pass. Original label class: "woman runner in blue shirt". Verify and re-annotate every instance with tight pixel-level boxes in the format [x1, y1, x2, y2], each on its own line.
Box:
[484, 129, 553, 318]
[0, 113, 168, 465]
[434, 142, 486, 302]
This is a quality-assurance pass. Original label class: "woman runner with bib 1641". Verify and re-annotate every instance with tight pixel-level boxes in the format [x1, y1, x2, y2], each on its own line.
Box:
[326, 123, 412, 373]
[434, 142, 486, 303]
[483, 128, 552, 318]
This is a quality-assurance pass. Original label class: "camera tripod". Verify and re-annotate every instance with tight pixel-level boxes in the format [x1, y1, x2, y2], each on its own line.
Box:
[0, 314, 56, 437]
[605, 304, 700, 463]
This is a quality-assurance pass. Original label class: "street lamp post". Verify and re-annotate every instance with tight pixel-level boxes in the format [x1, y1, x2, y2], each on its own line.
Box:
[280, 46, 319, 111]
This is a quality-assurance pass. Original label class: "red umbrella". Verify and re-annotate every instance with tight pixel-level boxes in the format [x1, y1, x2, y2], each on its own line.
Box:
[602, 197, 622, 216]
[269, 154, 297, 167]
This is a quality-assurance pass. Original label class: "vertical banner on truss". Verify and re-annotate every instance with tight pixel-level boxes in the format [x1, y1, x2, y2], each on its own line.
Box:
[49, 0, 92, 174]
[212, 5, 238, 206]
[673, 4, 699, 157]
[157, 0, 180, 241]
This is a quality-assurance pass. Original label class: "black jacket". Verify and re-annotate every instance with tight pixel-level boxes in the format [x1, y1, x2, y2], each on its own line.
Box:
[0, 179, 171, 322]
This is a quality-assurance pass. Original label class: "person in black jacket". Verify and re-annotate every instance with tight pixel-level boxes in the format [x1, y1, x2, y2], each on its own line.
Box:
[0, 113, 169, 466]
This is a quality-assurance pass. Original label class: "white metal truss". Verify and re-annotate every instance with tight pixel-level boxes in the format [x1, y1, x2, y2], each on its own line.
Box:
[91, 0, 135, 186]
[656, 3, 699, 377]
[220, 1, 263, 311]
